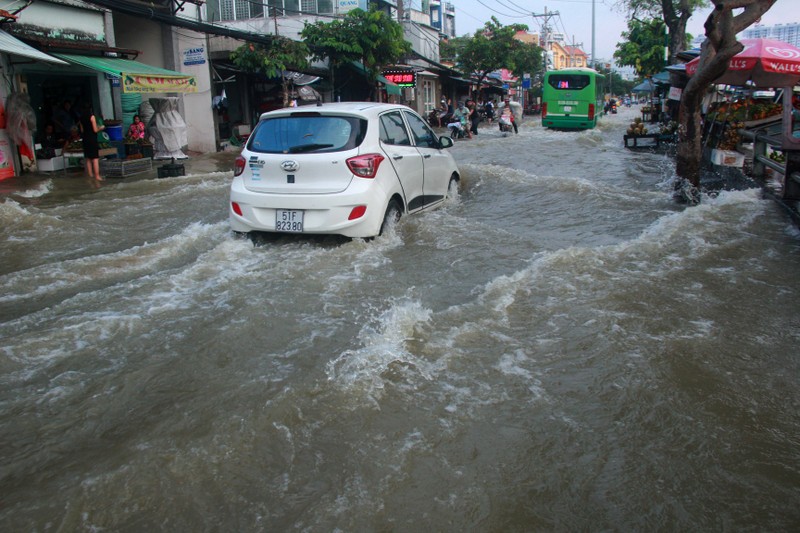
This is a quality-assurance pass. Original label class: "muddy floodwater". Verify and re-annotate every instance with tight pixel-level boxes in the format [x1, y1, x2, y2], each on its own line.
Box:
[1, 108, 799, 531]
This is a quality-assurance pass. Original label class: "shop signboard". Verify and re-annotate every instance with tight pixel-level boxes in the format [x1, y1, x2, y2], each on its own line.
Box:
[122, 74, 198, 94]
[0, 130, 14, 180]
[383, 70, 416, 88]
[183, 47, 206, 66]
[337, 0, 362, 13]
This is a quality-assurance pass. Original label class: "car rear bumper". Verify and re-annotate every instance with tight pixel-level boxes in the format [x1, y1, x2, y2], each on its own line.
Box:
[229, 176, 391, 238]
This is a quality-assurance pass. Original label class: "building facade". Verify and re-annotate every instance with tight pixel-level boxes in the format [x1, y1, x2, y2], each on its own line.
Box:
[0, 0, 215, 177]
[742, 22, 800, 47]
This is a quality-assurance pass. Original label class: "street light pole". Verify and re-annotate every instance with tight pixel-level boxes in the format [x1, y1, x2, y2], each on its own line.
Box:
[592, 0, 597, 68]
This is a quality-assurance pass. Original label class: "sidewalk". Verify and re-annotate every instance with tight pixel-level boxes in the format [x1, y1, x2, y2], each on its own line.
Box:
[0, 150, 239, 198]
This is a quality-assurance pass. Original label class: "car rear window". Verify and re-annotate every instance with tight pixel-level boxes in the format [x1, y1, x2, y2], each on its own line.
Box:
[247, 114, 367, 154]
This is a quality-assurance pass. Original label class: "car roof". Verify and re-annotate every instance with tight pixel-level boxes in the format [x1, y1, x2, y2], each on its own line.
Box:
[259, 102, 412, 120]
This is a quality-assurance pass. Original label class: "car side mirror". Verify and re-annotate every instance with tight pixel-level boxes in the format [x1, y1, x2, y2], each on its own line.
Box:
[438, 136, 454, 149]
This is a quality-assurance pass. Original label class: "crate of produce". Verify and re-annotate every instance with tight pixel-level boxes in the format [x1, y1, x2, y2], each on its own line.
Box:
[100, 157, 153, 178]
[711, 149, 745, 167]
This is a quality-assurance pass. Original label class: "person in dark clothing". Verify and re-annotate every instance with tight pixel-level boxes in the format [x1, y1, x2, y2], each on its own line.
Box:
[79, 103, 105, 181]
[468, 99, 480, 135]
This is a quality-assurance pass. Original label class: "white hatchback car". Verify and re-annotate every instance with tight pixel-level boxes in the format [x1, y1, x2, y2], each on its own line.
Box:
[229, 102, 460, 238]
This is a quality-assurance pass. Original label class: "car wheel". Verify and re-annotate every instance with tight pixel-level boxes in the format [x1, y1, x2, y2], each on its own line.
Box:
[379, 200, 402, 236]
[446, 174, 460, 198]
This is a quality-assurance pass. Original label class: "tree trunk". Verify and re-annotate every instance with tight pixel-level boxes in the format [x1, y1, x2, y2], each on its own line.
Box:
[661, 0, 692, 65]
[674, 0, 778, 202]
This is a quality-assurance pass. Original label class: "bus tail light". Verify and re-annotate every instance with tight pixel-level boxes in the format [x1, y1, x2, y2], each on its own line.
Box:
[542, 102, 547, 118]
[588, 104, 595, 121]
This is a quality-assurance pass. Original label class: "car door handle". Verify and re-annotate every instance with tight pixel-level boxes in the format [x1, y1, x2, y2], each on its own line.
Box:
[423, 154, 431, 159]
[392, 155, 403, 160]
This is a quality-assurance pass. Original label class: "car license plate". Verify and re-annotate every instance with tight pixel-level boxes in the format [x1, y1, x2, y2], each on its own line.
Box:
[276, 209, 304, 233]
[563, 106, 572, 112]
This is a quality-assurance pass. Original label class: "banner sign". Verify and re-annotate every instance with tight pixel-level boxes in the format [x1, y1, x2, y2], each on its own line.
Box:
[182, 46, 206, 66]
[383, 70, 416, 88]
[337, 0, 362, 13]
[122, 73, 198, 94]
[668, 86, 683, 101]
[0, 130, 15, 180]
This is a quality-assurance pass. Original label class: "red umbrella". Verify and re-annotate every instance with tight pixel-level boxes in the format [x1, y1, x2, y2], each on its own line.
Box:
[685, 38, 800, 87]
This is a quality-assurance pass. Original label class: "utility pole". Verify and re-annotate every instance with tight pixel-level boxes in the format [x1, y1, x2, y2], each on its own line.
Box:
[531, 7, 559, 71]
[568, 36, 583, 68]
[590, 0, 597, 68]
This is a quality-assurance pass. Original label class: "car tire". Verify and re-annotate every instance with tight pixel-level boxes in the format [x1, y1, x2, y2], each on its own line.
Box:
[446, 174, 459, 198]
[379, 200, 402, 236]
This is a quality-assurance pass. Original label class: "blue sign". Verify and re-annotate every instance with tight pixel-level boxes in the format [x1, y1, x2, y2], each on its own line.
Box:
[183, 47, 206, 66]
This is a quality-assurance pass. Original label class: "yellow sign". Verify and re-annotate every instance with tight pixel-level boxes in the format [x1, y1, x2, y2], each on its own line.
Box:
[122, 73, 198, 94]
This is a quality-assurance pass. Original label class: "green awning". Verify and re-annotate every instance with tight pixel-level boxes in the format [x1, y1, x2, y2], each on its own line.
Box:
[349, 61, 401, 96]
[53, 54, 197, 94]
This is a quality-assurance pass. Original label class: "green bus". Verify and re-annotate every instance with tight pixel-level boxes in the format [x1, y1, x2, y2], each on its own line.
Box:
[542, 68, 605, 130]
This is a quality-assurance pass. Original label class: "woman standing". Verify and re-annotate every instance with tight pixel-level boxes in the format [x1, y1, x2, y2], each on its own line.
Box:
[79, 103, 105, 181]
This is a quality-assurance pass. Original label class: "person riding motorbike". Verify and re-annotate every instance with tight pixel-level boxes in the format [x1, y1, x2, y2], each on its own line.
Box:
[447, 102, 470, 139]
[498, 100, 518, 134]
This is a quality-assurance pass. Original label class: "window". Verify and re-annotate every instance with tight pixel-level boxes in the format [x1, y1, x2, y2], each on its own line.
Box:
[249, 115, 366, 153]
[211, 0, 332, 21]
[548, 74, 590, 90]
[405, 111, 438, 149]
[379, 112, 412, 146]
[214, 0, 264, 20]
[423, 80, 434, 114]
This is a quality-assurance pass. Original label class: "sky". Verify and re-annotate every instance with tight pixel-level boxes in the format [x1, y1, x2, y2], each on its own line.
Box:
[448, 0, 797, 66]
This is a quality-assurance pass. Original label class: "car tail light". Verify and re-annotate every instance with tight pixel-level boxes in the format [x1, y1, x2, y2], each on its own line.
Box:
[234, 156, 246, 177]
[348, 205, 367, 220]
[346, 154, 385, 179]
[588, 104, 595, 120]
[231, 202, 243, 216]
[542, 102, 547, 118]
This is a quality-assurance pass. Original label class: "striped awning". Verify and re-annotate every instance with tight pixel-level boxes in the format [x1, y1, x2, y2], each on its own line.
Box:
[0, 30, 67, 64]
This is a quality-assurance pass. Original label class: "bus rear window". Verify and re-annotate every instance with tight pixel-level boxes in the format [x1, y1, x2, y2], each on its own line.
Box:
[548, 75, 590, 90]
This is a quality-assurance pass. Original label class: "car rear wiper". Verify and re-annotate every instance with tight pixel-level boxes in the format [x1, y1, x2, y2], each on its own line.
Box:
[287, 143, 334, 153]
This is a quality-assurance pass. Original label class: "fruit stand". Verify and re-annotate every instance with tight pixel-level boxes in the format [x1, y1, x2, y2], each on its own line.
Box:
[624, 118, 678, 149]
[62, 141, 118, 170]
[702, 96, 784, 168]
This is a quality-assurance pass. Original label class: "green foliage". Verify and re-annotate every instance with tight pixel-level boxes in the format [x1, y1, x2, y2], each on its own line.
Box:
[594, 63, 636, 96]
[613, 18, 666, 77]
[439, 36, 470, 64]
[617, 0, 708, 62]
[456, 17, 542, 84]
[230, 38, 309, 78]
[302, 7, 411, 82]
[617, 0, 707, 18]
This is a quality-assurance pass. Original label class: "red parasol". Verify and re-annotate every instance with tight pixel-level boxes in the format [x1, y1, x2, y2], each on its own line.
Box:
[685, 38, 800, 87]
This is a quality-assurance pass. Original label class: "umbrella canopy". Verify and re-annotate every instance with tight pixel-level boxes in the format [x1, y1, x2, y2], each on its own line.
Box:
[685, 38, 800, 88]
[631, 79, 656, 93]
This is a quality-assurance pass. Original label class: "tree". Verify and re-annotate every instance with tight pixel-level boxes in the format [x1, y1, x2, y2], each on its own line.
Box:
[614, 18, 668, 76]
[456, 17, 542, 91]
[440, 36, 470, 64]
[595, 64, 636, 96]
[616, 0, 708, 64]
[675, 0, 777, 200]
[507, 38, 543, 81]
[302, 7, 411, 101]
[230, 38, 309, 107]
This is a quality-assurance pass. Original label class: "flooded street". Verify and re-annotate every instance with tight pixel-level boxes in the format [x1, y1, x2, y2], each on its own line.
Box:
[2, 107, 799, 531]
